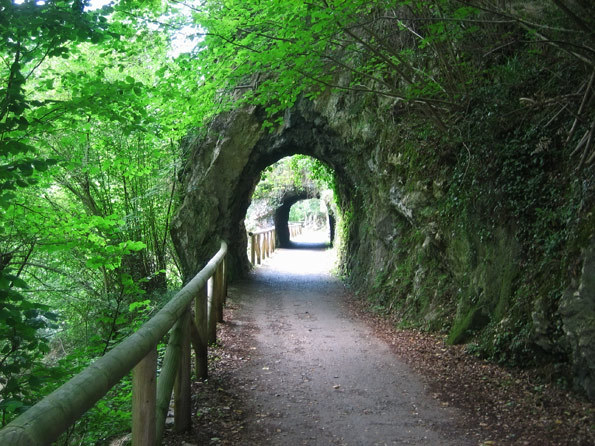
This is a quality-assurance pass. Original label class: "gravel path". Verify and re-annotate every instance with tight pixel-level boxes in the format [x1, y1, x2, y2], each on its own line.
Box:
[224, 240, 473, 445]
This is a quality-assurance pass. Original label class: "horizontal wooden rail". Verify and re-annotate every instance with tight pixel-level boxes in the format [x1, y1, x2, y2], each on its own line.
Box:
[0, 241, 228, 446]
[248, 227, 276, 265]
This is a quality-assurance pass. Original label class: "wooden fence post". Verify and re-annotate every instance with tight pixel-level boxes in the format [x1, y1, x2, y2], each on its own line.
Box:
[194, 284, 208, 379]
[207, 277, 217, 344]
[260, 234, 263, 261]
[156, 318, 184, 443]
[249, 230, 278, 265]
[132, 348, 157, 446]
[174, 308, 191, 433]
[215, 262, 224, 323]
[222, 258, 228, 304]
[268, 231, 272, 255]
[272, 229, 276, 252]
[250, 234, 256, 264]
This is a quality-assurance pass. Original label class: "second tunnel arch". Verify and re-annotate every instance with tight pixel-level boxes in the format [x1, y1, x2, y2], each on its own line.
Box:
[276, 195, 337, 248]
[246, 155, 336, 249]
[275, 191, 318, 248]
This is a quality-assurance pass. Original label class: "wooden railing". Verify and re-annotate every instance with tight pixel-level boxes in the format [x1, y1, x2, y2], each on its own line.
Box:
[0, 241, 228, 446]
[248, 227, 276, 265]
[289, 222, 303, 238]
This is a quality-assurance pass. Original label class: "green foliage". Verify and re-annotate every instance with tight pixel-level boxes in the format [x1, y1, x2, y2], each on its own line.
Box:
[289, 155, 335, 192]
[56, 377, 133, 446]
[252, 158, 297, 201]
[0, 0, 109, 205]
[0, 0, 110, 427]
[0, 269, 59, 424]
[193, 0, 471, 122]
[0, 0, 189, 435]
[289, 199, 325, 223]
[252, 155, 333, 202]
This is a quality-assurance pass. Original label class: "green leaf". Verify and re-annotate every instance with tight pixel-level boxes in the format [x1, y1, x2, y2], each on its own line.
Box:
[129, 299, 151, 312]
[10, 277, 28, 289]
[0, 400, 24, 412]
[3, 140, 33, 156]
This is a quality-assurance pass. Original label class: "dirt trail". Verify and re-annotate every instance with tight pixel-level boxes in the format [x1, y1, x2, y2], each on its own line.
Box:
[224, 234, 473, 445]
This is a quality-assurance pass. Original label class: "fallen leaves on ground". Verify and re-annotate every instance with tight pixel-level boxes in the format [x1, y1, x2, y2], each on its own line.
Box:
[164, 297, 594, 446]
[163, 303, 258, 445]
[343, 292, 595, 446]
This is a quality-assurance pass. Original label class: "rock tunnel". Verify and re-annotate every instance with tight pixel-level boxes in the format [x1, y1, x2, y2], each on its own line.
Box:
[170, 93, 595, 400]
[272, 191, 336, 249]
[171, 99, 357, 279]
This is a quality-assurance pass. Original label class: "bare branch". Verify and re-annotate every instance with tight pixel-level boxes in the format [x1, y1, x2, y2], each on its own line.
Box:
[567, 69, 595, 144]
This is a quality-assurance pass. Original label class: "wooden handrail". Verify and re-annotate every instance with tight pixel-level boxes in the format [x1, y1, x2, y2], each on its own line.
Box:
[249, 227, 274, 236]
[248, 227, 276, 265]
[0, 241, 228, 446]
[288, 222, 303, 238]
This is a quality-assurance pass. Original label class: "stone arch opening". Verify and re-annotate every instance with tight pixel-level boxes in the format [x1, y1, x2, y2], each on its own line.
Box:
[274, 193, 316, 248]
[168, 91, 595, 401]
[282, 197, 334, 247]
[171, 103, 354, 280]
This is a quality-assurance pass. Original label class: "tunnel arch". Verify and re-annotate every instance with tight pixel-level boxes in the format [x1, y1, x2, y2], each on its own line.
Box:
[171, 102, 355, 280]
[279, 196, 335, 247]
[244, 155, 326, 248]
[273, 191, 318, 248]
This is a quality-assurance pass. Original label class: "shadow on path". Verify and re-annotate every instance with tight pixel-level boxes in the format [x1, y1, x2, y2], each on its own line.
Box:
[286, 241, 330, 250]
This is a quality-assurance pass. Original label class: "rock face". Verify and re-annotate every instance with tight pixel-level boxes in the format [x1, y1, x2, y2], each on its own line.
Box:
[171, 90, 594, 399]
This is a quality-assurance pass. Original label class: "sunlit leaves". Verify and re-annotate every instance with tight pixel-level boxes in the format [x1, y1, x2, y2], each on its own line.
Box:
[252, 155, 334, 202]
[0, 0, 182, 427]
[186, 0, 490, 130]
